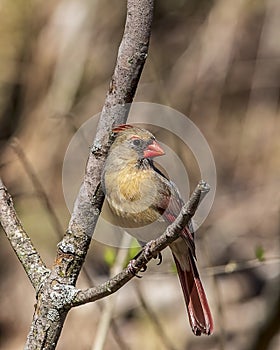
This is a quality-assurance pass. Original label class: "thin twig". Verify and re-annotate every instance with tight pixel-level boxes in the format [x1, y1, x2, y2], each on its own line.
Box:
[10, 138, 65, 237]
[0, 178, 50, 291]
[135, 285, 179, 350]
[205, 256, 280, 275]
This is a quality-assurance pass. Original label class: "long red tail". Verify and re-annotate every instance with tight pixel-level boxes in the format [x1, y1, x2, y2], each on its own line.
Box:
[172, 250, 213, 336]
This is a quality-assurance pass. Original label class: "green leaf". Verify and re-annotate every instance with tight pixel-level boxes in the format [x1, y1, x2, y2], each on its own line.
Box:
[104, 247, 117, 267]
[255, 245, 265, 262]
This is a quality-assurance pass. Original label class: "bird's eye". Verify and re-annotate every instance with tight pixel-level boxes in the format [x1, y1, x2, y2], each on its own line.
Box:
[132, 139, 141, 146]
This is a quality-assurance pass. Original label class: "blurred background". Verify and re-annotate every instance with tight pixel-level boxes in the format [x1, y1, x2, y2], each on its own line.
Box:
[0, 0, 279, 349]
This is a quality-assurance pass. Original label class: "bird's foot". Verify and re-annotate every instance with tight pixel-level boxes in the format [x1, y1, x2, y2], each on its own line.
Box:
[144, 240, 162, 265]
[127, 240, 162, 277]
[127, 259, 146, 278]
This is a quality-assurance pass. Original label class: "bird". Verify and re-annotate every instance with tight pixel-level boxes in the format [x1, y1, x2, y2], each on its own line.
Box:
[101, 124, 213, 336]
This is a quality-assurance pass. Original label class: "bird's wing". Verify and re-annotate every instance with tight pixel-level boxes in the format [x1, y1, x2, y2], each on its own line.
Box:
[153, 170, 196, 258]
[152, 166, 213, 335]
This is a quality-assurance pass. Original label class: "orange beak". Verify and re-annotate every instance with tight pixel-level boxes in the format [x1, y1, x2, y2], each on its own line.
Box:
[143, 140, 165, 158]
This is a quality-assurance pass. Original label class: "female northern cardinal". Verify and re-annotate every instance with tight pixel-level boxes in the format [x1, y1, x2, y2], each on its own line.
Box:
[102, 124, 213, 335]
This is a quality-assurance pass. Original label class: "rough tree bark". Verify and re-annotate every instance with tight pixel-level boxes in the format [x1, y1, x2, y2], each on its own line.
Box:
[0, 1, 210, 349]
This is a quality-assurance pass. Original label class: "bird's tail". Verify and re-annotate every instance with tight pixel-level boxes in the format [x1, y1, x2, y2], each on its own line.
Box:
[172, 252, 214, 336]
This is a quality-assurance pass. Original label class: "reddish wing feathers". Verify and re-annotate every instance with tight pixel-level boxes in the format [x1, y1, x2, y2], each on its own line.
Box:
[188, 253, 214, 335]
[162, 188, 196, 257]
[173, 253, 214, 335]
[162, 181, 213, 335]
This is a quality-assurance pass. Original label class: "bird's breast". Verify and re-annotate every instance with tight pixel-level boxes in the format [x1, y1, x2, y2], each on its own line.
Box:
[104, 166, 169, 226]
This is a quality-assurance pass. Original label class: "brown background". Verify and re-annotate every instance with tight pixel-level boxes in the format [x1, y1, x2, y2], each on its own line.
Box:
[0, 0, 279, 349]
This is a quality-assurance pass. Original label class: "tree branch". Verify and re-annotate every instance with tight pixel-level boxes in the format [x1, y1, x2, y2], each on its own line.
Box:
[23, 1, 154, 349]
[9, 137, 131, 350]
[0, 178, 49, 292]
[72, 181, 210, 306]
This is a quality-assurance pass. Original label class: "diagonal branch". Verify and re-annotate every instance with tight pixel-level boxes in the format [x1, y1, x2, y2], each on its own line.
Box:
[72, 180, 210, 307]
[0, 178, 50, 291]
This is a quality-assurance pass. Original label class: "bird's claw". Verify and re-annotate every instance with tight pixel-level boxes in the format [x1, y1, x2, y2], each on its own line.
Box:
[127, 259, 144, 278]
[127, 240, 162, 278]
[140, 265, 147, 272]
[143, 240, 162, 265]
[156, 252, 163, 265]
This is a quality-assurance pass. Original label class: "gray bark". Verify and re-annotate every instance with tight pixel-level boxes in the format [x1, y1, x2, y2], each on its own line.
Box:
[23, 0, 154, 349]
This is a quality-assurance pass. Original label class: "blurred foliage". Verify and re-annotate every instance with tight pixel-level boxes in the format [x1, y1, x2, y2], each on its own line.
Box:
[255, 245, 265, 262]
[104, 247, 117, 268]
[0, 0, 280, 349]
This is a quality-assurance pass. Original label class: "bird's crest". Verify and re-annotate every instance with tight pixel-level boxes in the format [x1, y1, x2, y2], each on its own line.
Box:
[112, 124, 134, 133]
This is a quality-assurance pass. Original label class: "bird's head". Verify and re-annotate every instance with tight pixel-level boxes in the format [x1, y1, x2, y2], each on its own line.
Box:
[109, 124, 165, 165]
